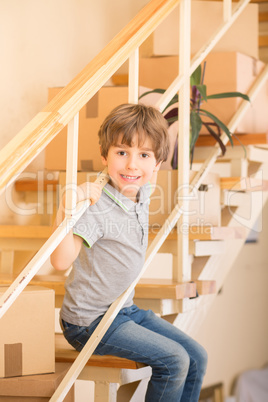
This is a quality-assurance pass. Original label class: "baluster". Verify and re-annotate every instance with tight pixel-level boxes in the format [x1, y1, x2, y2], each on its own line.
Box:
[128, 48, 139, 104]
[176, 0, 191, 284]
[65, 113, 79, 226]
[223, 0, 232, 22]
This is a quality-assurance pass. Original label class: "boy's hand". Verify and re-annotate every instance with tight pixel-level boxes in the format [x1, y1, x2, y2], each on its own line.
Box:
[77, 182, 102, 205]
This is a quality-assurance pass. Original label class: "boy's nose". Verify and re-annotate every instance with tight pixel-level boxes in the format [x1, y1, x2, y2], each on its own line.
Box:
[126, 155, 137, 170]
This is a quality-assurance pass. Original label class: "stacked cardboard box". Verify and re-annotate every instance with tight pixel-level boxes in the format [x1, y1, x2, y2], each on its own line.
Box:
[0, 362, 74, 401]
[139, 52, 268, 134]
[0, 285, 55, 379]
[149, 170, 221, 228]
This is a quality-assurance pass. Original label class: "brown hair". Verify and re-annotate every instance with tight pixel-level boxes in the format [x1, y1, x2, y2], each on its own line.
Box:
[98, 103, 170, 163]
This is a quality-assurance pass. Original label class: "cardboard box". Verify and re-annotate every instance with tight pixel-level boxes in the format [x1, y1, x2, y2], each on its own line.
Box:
[149, 170, 221, 227]
[0, 285, 55, 378]
[0, 362, 74, 401]
[153, 1, 258, 60]
[198, 52, 268, 134]
[45, 86, 128, 171]
[139, 52, 268, 134]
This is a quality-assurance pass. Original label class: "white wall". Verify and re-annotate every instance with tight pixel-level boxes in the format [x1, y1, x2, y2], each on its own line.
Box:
[195, 200, 268, 395]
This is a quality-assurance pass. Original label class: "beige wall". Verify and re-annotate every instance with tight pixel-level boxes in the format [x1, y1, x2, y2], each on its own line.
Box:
[0, 0, 149, 151]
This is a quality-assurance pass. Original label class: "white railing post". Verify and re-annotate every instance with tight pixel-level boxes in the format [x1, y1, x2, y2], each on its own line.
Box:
[176, 0, 191, 283]
[128, 48, 139, 104]
[223, 0, 232, 22]
[64, 113, 79, 223]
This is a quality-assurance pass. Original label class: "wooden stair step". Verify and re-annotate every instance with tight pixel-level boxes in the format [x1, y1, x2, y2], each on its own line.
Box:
[189, 240, 226, 256]
[196, 133, 268, 147]
[55, 333, 145, 369]
[134, 279, 196, 299]
[248, 145, 268, 163]
[135, 279, 216, 298]
[149, 226, 246, 241]
[259, 35, 268, 47]
[14, 179, 58, 192]
[205, 0, 268, 3]
[196, 280, 217, 296]
[221, 190, 250, 207]
[220, 177, 268, 192]
[0, 274, 66, 295]
[0, 274, 216, 300]
[0, 225, 53, 239]
[259, 12, 268, 22]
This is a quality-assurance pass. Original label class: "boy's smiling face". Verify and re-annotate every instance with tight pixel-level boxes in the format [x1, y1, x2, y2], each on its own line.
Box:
[101, 132, 161, 201]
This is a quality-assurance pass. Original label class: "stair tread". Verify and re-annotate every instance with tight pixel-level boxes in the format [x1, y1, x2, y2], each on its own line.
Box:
[135, 278, 196, 299]
[0, 225, 53, 239]
[259, 35, 268, 47]
[196, 133, 268, 147]
[0, 274, 216, 299]
[0, 274, 194, 300]
[0, 224, 246, 241]
[220, 177, 268, 191]
[15, 179, 58, 192]
[55, 333, 146, 369]
[149, 226, 246, 240]
[259, 12, 268, 22]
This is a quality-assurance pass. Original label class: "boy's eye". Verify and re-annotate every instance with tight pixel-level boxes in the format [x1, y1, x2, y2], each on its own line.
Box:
[141, 153, 149, 158]
[118, 151, 127, 156]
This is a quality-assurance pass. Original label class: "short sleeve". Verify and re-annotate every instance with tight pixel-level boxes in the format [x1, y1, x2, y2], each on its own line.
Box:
[72, 203, 104, 248]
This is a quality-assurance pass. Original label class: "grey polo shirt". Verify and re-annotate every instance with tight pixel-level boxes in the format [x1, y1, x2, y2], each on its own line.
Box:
[60, 182, 151, 326]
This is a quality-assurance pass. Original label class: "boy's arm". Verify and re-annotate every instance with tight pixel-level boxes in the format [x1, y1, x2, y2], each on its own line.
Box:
[50, 182, 102, 271]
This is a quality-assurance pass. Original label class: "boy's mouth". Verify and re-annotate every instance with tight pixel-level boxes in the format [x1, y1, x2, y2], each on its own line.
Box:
[120, 174, 141, 181]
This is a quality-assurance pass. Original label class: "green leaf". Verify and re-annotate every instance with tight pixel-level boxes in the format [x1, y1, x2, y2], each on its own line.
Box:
[190, 111, 202, 151]
[199, 108, 233, 146]
[162, 95, 179, 113]
[203, 122, 226, 155]
[196, 84, 207, 102]
[139, 88, 166, 99]
[165, 116, 178, 125]
[190, 65, 202, 86]
[139, 89, 179, 114]
[207, 92, 250, 102]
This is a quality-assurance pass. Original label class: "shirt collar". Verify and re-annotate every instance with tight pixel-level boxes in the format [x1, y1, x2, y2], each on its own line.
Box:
[103, 182, 151, 212]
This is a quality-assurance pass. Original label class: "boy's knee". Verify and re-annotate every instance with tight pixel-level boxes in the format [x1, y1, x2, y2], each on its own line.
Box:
[195, 344, 208, 374]
[199, 344, 208, 364]
[169, 347, 190, 378]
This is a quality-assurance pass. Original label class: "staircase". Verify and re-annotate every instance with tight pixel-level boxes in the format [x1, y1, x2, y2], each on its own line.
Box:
[0, 0, 268, 401]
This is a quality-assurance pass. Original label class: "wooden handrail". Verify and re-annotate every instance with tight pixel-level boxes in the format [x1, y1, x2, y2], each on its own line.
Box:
[0, 0, 179, 194]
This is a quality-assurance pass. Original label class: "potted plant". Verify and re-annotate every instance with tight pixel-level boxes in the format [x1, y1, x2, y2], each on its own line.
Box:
[139, 62, 250, 168]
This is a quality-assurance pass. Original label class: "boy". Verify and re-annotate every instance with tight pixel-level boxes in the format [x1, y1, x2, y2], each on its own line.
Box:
[51, 103, 207, 401]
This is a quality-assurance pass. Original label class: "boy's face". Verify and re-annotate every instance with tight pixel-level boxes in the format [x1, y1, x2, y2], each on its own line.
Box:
[101, 133, 161, 200]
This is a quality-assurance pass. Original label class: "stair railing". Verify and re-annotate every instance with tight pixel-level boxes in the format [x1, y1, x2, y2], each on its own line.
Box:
[0, 0, 264, 400]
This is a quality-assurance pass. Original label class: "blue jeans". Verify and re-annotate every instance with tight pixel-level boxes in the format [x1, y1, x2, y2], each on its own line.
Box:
[61, 305, 207, 401]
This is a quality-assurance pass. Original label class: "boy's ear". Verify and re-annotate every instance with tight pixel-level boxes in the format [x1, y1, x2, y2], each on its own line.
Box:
[100, 147, 108, 166]
[153, 161, 162, 172]
[101, 155, 108, 166]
